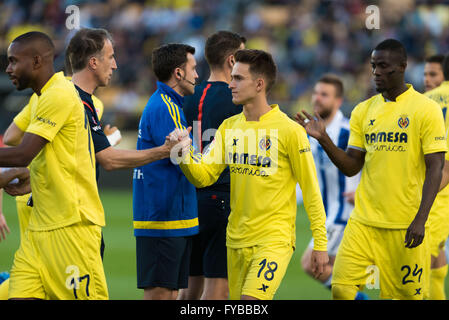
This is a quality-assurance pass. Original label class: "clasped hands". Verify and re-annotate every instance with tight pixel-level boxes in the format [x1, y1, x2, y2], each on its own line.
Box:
[165, 127, 193, 162]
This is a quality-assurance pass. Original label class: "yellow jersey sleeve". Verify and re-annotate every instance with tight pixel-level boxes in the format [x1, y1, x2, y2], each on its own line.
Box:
[288, 125, 327, 251]
[424, 82, 449, 159]
[26, 89, 74, 142]
[13, 102, 32, 132]
[420, 99, 447, 155]
[446, 115, 449, 161]
[180, 123, 228, 188]
[348, 103, 366, 151]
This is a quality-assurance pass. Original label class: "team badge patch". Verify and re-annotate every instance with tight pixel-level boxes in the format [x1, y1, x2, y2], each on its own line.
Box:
[259, 136, 271, 151]
[398, 115, 409, 129]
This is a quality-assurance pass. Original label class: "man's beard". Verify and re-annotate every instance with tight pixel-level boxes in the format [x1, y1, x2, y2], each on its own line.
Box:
[314, 104, 333, 120]
[375, 85, 386, 93]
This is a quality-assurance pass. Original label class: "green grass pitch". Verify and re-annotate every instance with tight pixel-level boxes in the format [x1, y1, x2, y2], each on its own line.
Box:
[0, 189, 447, 299]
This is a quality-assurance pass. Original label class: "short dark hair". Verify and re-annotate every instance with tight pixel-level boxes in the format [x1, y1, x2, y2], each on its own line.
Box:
[317, 73, 344, 97]
[425, 54, 445, 65]
[12, 31, 55, 53]
[234, 49, 277, 92]
[66, 28, 113, 73]
[151, 44, 195, 82]
[205, 31, 246, 69]
[443, 54, 449, 80]
[374, 39, 407, 64]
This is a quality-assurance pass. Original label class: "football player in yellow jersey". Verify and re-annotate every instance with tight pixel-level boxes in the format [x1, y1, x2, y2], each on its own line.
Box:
[1, 31, 108, 300]
[172, 49, 328, 300]
[423, 55, 449, 300]
[0, 29, 184, 300]
[296, 39, 447, 300]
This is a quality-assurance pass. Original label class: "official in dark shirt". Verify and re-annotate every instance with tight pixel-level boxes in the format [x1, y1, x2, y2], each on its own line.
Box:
[75, 85, 111, 180]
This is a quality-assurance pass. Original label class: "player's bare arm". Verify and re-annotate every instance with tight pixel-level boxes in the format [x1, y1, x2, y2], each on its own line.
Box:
[295, 110, 365, 177]
[95, 129, 190, 171]
[0, 132, 47, 168]
[3, 171, 31, 197]
[0, 190, 9, 241]
[439, 160, 449, 191]
[3, 122, 25, 146]
[405, 152, 445, 249]
[0, 167, 29, 188]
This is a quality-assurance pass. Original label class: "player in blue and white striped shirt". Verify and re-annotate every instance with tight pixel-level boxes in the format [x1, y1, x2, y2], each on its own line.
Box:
[299, 74, 366, 299]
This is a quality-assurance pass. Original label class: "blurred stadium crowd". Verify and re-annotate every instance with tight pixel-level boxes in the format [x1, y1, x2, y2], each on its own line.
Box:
[1, 0, 449, 133]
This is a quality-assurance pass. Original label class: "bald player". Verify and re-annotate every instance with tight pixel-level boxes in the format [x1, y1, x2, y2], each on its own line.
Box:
[2, 31, 108, 300]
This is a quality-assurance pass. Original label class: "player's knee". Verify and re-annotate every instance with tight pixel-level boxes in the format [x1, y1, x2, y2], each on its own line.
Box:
[331, 283, 358, 300]
[144, 287, 174, 300]
[202, 278, 228, 300]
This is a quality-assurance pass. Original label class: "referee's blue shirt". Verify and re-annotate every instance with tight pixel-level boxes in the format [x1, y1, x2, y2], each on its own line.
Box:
[133, 81, 198, 237]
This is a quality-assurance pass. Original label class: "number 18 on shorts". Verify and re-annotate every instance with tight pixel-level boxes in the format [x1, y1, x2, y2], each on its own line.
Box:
[227, 242, 294, 300]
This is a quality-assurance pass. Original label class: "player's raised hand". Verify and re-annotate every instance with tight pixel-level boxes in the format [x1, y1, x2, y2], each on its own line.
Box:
[311, 250, 329, 279]
[295, 110, 327, 140]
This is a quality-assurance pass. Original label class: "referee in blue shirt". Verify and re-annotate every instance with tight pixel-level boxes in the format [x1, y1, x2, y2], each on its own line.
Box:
[133, 43, 199, 300]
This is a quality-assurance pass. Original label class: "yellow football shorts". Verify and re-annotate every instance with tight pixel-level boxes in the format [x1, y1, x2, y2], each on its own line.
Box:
[0, 195, 32, 301]
[8, 219, 108, 300]
[227, 242, 294, 300]
[427, 203, 449, 258]
[16, 194, 32, 239]
[332, 218, 430, 300]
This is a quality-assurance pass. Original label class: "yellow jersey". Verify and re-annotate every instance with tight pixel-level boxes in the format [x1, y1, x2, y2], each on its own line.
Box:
[13, 72, 104, 231]
[348, 85, 447, 229]
[425, 81, 449, 241]
[426, 81, 449, 125]
[180, 105, 327, 250]
[92, 95, 104, 120]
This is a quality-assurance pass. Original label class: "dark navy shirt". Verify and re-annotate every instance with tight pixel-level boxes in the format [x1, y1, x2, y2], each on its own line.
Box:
[75, 85, 110, 182]
[184, 81, 243, 191]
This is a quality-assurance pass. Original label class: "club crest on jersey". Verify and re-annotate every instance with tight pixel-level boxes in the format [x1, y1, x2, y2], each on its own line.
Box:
[259, 136, 271, 151]
[398, 115, 409, 129]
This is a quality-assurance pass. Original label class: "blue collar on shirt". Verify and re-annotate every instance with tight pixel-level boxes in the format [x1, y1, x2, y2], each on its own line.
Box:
[157, 81, 184, 108]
